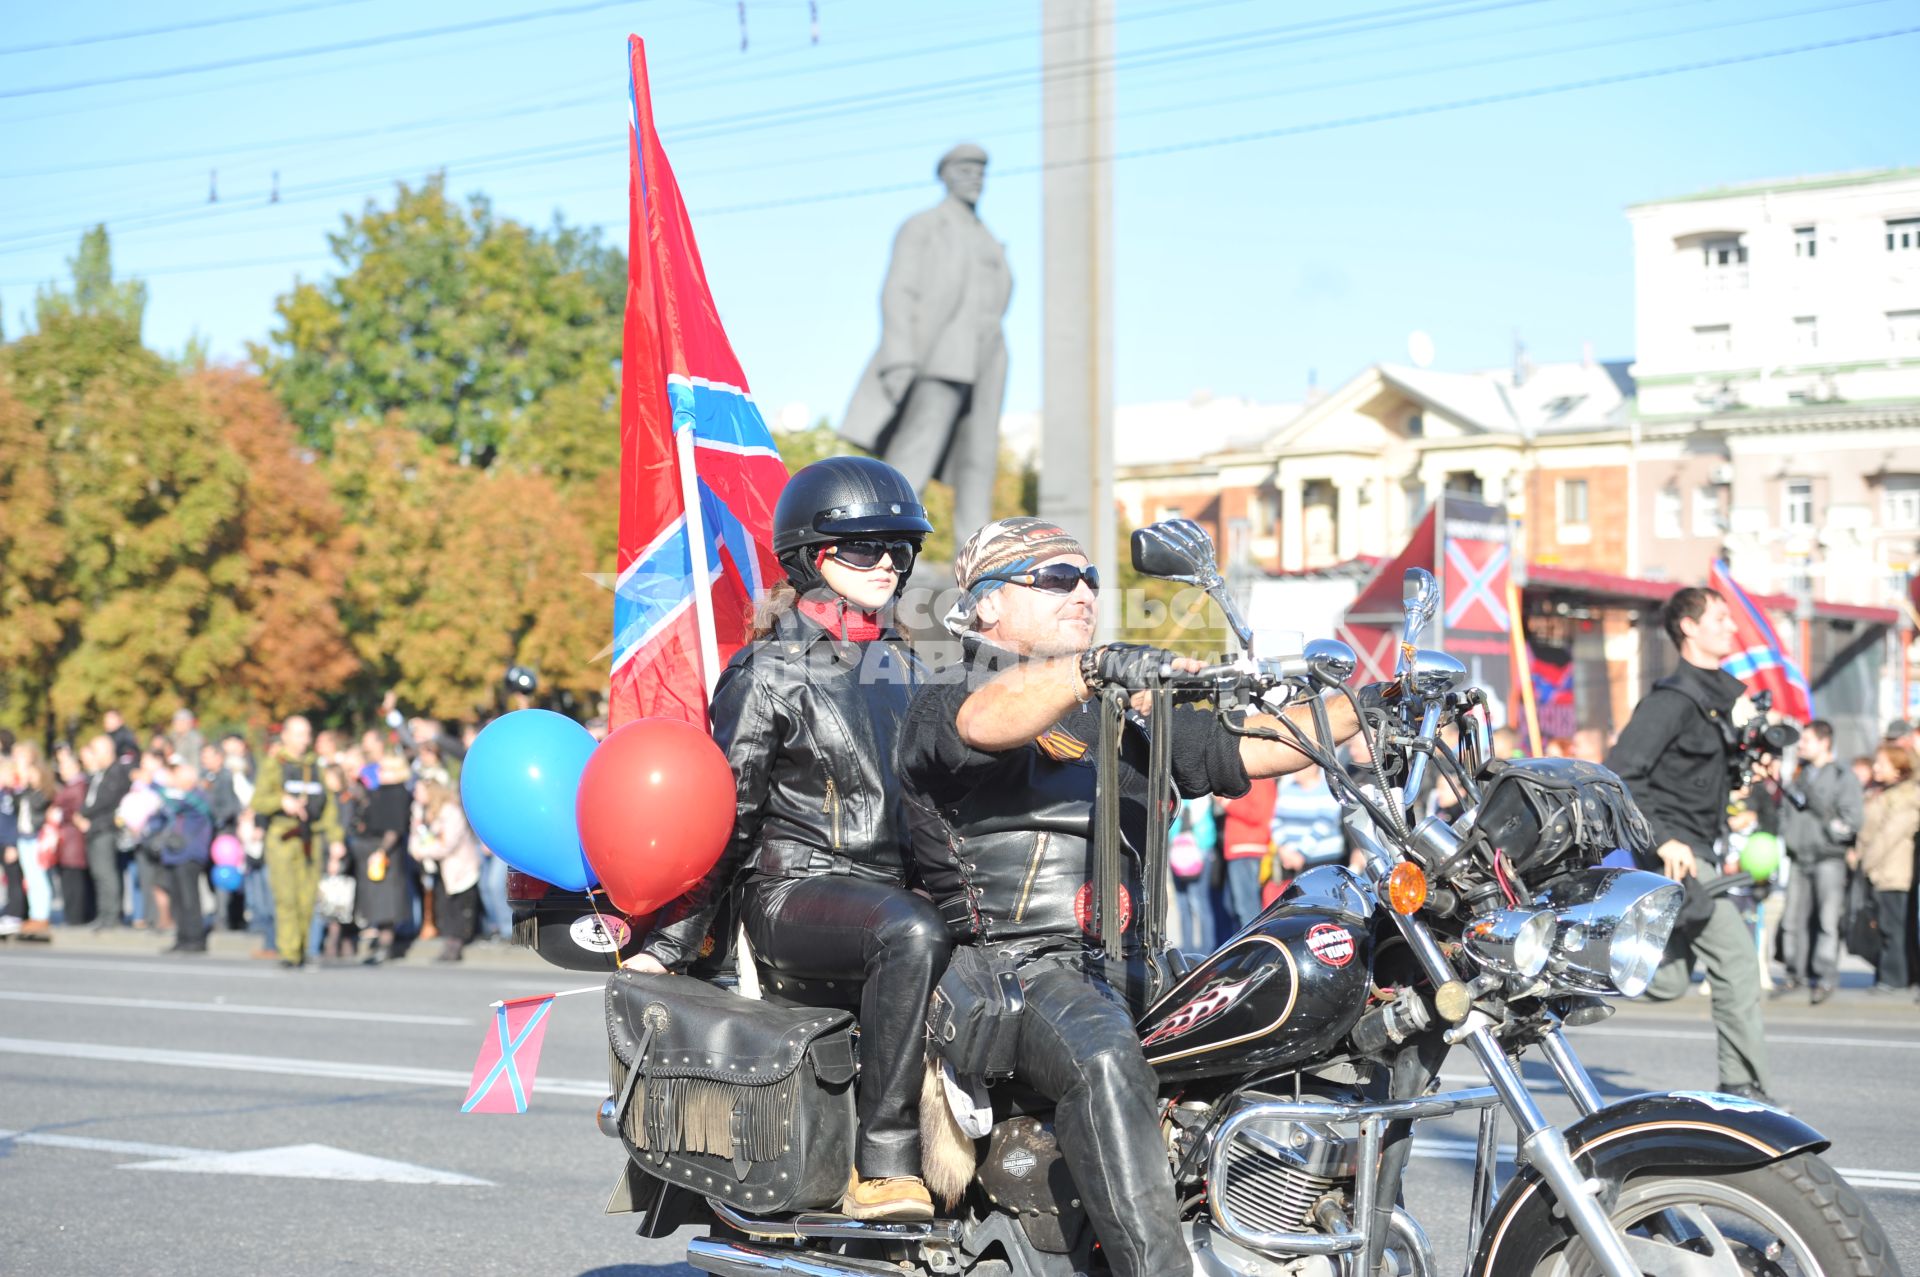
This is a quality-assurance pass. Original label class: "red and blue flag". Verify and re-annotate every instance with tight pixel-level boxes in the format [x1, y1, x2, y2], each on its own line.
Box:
[611, 36, 787, 731]
[462, 994, 557, 1114]
[1528, 646, 1575, 710]
[1710, 559, 1813, 723]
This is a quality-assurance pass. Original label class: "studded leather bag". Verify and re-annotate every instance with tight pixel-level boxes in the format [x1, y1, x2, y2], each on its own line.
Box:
[604, 969, 857, 1213]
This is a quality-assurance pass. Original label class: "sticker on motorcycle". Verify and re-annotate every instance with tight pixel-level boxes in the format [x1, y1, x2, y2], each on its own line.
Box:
[1306, 923, 1354, 968]
[1140, 973, 1259, 1048]
[570, 914, 632, 953]
[1073, 882, 1132, 935]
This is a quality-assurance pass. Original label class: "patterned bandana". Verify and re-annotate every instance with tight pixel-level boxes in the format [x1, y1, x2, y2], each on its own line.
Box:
[942, 516, 1086, 635]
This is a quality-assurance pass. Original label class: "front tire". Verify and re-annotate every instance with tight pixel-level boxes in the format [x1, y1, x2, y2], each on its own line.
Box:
[1516, 1153, 1901, 1277]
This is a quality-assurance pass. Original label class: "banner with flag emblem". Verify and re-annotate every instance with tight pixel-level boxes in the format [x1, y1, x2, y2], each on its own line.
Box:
[1711, 559, 1813, 722]
[611, 36, 788, 731]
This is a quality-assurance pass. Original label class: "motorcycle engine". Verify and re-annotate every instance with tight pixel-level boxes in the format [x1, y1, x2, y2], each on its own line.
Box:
[1211, 1091, 1360, 1238]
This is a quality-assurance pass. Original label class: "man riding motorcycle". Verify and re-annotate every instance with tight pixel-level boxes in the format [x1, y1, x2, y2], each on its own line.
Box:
[895, 517, 1364, 1277]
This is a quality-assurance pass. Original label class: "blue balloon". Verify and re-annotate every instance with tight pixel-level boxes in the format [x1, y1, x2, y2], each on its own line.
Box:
[460, 709, 599, 891]
[211, 863, 244, 893]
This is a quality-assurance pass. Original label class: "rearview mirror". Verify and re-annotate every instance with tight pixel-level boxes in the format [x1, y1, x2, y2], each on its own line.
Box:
[1131, 520, 1220, 585]
[1401, 568, 1441, 669]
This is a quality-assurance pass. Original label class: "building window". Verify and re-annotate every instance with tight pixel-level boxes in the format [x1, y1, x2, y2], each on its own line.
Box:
[1888, 217, 1920, 252]
[1888, 564, 1914, 603]
[1227, 517, 1252, 567]
[1890, 310, 1920, 346]
[1655, 485, 1683, 539]
[1784, 479, 1813, 530]
[1155, 504, 1184, 521]
[1794, 225, 1817, 258]
[1793, 316, 1818, 351]
[1702, 236, 1747, 268]
[1693, 324, 1733, 358]
[1785, 564, 1812, 598]
[1444, 471, 1483, 502]
[1404, 483, 1427, 529]
[1883, 479, 1920, 530]
[1557, 478, 1589, 527]
[1406, 412, 1424, 438]
[1702, 235, 1748, 290]
[1692, 485, 1723, 537]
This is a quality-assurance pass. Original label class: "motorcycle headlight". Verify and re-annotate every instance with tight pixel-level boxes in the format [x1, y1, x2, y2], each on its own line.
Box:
[1536, 869, 1684, 998]
[1462, 909, 1556, 979]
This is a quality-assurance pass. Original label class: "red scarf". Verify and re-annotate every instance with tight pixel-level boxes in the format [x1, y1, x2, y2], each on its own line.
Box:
[797, 595, 883, 643]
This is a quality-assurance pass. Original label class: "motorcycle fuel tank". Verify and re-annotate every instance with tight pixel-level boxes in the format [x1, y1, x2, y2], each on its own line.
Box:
[1138, 868, 1373, 1082]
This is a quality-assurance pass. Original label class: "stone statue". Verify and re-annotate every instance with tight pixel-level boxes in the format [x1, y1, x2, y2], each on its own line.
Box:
[839, 143, 1011, 539]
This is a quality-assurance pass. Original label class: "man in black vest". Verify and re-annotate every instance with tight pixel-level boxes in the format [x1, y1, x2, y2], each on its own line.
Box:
[1606, 586, 1776, 1103]
[897, 518, 1361, 1277]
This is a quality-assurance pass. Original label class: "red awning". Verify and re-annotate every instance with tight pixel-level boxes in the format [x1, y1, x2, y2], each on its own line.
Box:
[1527, 564, 1898, 627]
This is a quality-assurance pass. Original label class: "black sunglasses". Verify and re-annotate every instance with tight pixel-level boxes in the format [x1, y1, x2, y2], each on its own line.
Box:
[825, 539, 918, 572]
[980, 563, 1101, 595]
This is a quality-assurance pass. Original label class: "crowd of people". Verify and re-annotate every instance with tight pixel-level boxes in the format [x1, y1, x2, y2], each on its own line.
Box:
[0, 699, 556, 968]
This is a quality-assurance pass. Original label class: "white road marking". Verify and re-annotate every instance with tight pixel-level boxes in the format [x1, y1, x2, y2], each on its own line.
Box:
[0, 955, 284, 979]
[0, 1128, 206, 1159]
[0, 989, 471, 1026]
[124, 1142, 493, 1186]
[1574, 1025, 1920, 1051]
[0, 1128, 491, 1185]
[0, 1036, 605, 1098]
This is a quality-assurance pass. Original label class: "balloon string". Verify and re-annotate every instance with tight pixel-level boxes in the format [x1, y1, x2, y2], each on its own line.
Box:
[585, 886, 627, 972]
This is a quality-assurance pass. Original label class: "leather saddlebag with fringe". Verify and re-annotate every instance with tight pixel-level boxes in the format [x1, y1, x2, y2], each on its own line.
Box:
[605, 969, 855, 1213]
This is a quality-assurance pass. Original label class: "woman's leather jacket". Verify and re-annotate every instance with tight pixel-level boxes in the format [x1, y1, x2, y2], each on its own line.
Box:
[642, 606, 925, 968]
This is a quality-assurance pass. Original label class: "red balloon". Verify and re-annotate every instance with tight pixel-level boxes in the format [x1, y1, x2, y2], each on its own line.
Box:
[576, 718, 736, 915]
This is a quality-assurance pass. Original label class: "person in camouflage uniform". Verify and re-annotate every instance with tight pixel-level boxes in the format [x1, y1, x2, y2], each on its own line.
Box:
[251, 716, 344, 968]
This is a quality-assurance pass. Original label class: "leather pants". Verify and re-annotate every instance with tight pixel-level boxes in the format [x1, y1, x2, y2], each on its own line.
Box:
[1015, 958, 1192, 1277]
[744, 874, 953, 1180]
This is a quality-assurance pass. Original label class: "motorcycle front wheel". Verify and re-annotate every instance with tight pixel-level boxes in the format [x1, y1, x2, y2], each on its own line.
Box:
[1516, 1153, 1901, 1277]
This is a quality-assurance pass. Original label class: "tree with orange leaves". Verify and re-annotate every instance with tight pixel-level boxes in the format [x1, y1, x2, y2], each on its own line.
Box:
[186, 368, 358, 724]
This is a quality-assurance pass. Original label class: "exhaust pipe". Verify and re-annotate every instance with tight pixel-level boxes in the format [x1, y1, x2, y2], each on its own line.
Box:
[688, 1237, 904, 1277]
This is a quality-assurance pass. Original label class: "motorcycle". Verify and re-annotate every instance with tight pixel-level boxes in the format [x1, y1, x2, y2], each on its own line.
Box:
[573, 519, 1900, 1277]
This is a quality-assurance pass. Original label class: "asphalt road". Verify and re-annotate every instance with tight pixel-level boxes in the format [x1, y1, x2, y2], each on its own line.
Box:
[2, 934, 1914, 1275]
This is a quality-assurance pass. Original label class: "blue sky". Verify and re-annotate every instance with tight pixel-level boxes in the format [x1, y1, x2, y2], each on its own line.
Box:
[1, 0, 1914, 424]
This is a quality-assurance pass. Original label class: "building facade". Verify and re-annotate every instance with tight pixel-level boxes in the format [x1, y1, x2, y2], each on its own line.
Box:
[1084, 166, 1920, 750]
[1627, 167, 1920, 604]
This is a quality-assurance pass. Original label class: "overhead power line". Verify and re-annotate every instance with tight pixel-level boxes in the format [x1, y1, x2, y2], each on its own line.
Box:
[3, 18, 1906, 287]
[0, 0, 646, 100]
[0, 0, 376, 57]
[0, 0, 1246, 180]
[693, 23, 1920, 216]
[0, 0, 1536, 248]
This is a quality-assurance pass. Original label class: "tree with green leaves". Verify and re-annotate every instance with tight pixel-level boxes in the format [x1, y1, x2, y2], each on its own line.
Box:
[258, 174, 624, 471]
[34, 225, 147, 337]
[1, 230, 360, 741]
[4, 230, 250, 737]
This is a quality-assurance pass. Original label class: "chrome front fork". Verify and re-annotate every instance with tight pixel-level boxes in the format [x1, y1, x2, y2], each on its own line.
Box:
[1342, 815, 1637, 1277]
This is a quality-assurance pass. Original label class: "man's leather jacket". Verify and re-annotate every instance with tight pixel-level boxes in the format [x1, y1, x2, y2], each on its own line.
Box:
[896, 636, 1249, 951]
[643, 606, 926, 968]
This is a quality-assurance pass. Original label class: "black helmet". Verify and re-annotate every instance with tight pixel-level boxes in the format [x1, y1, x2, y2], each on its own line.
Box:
[773, 456, 932, 593]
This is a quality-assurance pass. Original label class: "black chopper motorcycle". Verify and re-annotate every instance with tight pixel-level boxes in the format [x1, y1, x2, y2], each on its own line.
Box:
[565, 521, 1900, 1277]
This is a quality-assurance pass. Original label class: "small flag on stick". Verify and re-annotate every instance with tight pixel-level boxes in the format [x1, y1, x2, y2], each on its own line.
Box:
[462, 995, 557, 1114]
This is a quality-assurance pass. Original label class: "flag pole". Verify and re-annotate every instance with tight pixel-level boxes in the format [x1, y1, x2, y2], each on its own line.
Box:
[1507, 578, 1542, 753]
[676, 422, 724, 699]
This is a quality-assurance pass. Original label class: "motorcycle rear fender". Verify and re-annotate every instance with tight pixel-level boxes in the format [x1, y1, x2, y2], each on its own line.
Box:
[1471, 1090, 1827, 1276]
